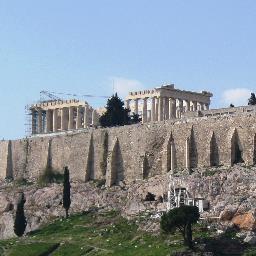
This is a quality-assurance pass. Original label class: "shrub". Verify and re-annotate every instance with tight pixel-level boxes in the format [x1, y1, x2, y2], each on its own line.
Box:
[160, 205, 200, 248]
[38, 167, 63, 186]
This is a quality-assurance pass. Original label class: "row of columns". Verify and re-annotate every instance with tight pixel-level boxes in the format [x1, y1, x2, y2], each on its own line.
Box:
[126, 97, 209, 123]
[32, 105, 99, 134]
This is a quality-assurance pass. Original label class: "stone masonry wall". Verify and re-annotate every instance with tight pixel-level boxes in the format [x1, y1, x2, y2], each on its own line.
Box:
[0, 113, 256, 183]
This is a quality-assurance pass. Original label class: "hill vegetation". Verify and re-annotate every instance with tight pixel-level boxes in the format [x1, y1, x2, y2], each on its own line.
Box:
[0, 209, 256, 255]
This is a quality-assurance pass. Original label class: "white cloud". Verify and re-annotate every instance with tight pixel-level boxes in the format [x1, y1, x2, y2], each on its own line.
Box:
[222, 88, 251, 107]
[108, 76, 145, 98]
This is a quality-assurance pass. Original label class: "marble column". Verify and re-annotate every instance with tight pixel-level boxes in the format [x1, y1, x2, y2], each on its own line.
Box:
[37, 109, 42, 134]
[46, 109, 52, 133]
[199, 102, 204, 111]
[68, 107, 74, 130]
[192, 101, 198, 111]
[204, 104, 209, 110]
[165, 97, 169, 120]
[178, 99, 183, 118]
[185, 100, 190, 112]
[76, 106, 83, 129]
[53, 109, 58, 132]
[92, 110, 98, 126]
[155, 98, 159, 121]
[142, 98, 148, 123]
[151, 97, 155, 121]
[125, 99, 130, 109]
[61, 108, 68, 131]
[169, 98, 176, 119]
[158, 97, 163, 121]
[84, 105, 89, 127]
[134, 99, 139, 114]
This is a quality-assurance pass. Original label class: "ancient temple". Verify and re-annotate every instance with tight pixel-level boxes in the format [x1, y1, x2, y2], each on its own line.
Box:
[125, 84, 213, 122]
[29, 99, 100, 135]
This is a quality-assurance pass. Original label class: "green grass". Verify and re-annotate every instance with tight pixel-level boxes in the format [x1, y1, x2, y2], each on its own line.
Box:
[0, 210, 187, 256]
[1, 210, 256, 255]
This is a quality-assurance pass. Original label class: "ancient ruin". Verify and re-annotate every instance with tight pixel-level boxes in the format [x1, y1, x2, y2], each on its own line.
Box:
[29, 99, 100, 135]
[1, 84, 256, 188]
[1, 84, 256, 242]
[125, 84, 212, 122]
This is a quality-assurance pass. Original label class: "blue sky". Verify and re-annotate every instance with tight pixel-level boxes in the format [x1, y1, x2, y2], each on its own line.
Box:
[0, 0, 256, 139]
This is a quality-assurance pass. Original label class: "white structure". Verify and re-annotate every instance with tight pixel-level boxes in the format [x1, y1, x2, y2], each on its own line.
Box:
[125, 84, 213, 123]
[167, 173, 209, 213]
[29, 99, 100, 135]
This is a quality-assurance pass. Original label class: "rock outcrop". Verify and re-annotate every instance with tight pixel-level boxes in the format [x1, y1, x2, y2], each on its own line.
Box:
[0, 165, 255, 239]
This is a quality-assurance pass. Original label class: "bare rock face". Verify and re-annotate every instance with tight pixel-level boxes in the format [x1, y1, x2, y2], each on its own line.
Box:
[232, 210, 256, 231]
[244, 232, 256, 245]
[0, 165, 255, 239]
[0, 195, 12, 214]
[219, 206, 238, 221]
[0, 213, 15, 239]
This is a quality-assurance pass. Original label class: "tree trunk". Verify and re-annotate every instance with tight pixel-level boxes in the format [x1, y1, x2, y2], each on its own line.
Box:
[65, 208, 69, 218]
[185, 223, 193, 248]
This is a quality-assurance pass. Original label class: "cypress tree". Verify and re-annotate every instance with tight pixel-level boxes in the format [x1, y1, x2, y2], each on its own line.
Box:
[63, 166, 71, 218]
[14, 192, 27, 237]
[248, 93, 256, 105]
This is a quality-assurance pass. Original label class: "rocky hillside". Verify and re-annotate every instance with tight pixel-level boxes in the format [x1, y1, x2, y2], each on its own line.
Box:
[0, 165, 255, 241]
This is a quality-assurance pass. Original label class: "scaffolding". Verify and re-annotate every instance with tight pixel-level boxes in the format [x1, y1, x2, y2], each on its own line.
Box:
[25, 104, 32, 136]
[25, 90, 109, 136]
[166, 173, 209, 213]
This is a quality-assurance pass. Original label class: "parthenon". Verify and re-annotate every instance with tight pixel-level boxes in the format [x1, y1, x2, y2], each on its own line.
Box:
[29, 99, 100, 135]
[125, 84, 213, 122]
[29, 84, 213, 134]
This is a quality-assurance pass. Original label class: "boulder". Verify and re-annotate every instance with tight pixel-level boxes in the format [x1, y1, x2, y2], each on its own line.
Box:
[244, 233, 256, 245]
[0, 195, 12, 214]
[219, 206, 237, 221]
[0, 213, 15, 239]
[232, 210, 256, 231]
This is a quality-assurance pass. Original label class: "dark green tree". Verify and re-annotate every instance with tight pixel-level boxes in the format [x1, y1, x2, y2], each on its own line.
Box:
[160, 205, 200, 248]
[14, 192, 27, 237]
[63, 166, 71, 218]
[130, 112, 141, 124]
[99, 93, 131, 127]
[230, 103, 234, 108]
[248, 93, 256, 105]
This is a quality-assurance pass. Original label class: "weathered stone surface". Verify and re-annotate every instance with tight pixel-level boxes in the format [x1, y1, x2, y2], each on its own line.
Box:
[1, 111, 256, 183]
[0, 213, 15, 239]
[232, 211, 256, 231]
[244, 232, 256, 244]
[0, 165, 255, 239]
[0, 194, 12, 214]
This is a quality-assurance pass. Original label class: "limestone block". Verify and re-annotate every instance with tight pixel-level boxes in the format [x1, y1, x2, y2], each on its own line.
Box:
[232, 210, 256, 231]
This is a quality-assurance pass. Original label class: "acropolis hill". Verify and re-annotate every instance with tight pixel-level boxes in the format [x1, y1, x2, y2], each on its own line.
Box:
[1, 84, 255, 184]
[1, 84, 256, 239]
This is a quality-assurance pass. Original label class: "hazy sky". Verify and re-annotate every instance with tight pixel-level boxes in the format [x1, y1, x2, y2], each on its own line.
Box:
[1, 0, 256, 139]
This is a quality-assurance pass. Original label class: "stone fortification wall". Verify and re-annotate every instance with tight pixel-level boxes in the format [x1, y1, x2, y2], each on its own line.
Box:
[0, 113, 256, 184]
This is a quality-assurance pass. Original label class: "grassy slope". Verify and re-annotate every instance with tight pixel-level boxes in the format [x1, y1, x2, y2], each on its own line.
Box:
[1, 210, 256, 256]
[0, 210, 186, 256]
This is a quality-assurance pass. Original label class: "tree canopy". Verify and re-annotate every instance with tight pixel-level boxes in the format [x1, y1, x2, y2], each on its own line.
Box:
[248, 93, 256, 105]
[160, 205, 200, 248]
[99, 93, 140, 127]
